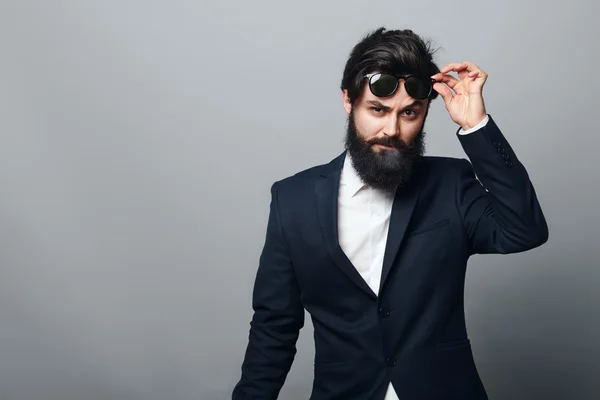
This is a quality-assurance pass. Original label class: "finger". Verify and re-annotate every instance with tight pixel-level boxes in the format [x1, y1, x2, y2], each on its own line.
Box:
[458, 68, 472, 80]
[439, 62, 466, 74]
[454, 62, 476, 79]
[431, 73, 459, 89]
[460, 61, 487, 80]
[432, 82, 454, 106]
[441, 61, 485, 77]
[460, 61, 480, 71]
[459, 68, 486, 82]
[465, 70, 488, 86]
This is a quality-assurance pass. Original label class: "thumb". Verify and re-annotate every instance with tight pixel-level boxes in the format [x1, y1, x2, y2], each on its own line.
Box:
[433, 82, 453, 108]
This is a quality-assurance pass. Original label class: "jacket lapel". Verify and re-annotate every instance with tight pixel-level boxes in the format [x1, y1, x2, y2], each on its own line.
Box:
[315, 152, 377, 300]
[378, 177, 420, 292]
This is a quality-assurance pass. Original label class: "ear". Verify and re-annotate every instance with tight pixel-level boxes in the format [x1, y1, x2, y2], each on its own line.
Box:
[342, 89, 352, 116]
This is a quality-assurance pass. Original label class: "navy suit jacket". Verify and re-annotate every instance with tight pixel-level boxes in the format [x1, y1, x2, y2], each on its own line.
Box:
[232, 116, 548, 399]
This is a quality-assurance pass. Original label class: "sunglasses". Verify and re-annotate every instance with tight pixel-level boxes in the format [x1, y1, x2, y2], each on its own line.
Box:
[364, 73, 437, 99]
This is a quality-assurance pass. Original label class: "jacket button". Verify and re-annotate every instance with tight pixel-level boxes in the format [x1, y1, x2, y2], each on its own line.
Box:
[379, 307, 391, 317]
[386, 357, 397, 367]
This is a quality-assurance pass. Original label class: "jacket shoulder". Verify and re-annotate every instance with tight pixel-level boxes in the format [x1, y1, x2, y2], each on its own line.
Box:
[421, 155, 473, 176]
[274, 155, 341, 189]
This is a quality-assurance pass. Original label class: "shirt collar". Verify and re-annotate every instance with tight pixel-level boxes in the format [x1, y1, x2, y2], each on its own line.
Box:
[340, 152, 367, 198]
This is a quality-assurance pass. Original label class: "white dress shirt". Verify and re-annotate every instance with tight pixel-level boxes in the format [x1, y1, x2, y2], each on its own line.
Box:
[337, 116, 488, 399]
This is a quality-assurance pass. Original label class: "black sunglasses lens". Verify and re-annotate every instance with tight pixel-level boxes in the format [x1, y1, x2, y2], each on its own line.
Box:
[404, 76, 431, 99]
[370, 74, 398, 97]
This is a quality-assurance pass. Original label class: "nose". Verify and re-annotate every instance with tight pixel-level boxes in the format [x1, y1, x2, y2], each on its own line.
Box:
[383, 114, 399, 137]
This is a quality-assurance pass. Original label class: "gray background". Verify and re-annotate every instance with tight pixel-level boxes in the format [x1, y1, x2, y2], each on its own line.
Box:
[0, 1, 597, 399]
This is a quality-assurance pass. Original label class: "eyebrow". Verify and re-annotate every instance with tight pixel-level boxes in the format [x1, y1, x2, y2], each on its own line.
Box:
[366, 100, 424, 111]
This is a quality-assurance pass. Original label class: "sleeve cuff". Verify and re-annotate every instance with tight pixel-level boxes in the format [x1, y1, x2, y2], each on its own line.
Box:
[458, 115, 490, 135]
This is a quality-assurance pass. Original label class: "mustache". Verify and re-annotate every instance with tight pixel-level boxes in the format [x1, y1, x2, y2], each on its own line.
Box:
[366, 135, 410, 150]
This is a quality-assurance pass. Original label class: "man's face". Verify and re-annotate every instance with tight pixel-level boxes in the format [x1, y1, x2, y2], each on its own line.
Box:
[343, 79, 429, 192]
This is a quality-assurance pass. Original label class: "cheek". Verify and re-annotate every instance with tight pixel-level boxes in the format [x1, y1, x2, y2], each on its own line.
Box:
[408, 116, 426, 136]
[355, 114, 383, 140]
[398, 115, 425, 141]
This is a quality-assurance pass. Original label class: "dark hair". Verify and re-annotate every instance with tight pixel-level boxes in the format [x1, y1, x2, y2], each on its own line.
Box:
[340, 27, 441, 104]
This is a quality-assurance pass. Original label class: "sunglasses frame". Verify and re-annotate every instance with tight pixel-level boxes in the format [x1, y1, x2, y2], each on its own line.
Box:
[364, 72, 437, 99]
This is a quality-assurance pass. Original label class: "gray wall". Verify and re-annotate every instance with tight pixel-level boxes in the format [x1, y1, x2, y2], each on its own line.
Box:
[0, 1, 597, 399]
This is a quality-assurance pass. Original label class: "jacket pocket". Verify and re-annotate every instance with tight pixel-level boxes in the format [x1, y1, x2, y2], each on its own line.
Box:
[435, 338, 470, 350]
[407, 218, 450, 237]
[314, 359, 347, 367]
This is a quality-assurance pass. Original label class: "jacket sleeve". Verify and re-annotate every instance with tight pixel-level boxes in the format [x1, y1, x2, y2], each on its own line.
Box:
[455, 115, 549, 255]
[232, 181, 304, 399]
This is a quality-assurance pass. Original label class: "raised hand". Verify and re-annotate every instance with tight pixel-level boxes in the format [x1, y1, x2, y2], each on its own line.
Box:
[431, 61, 488, 131]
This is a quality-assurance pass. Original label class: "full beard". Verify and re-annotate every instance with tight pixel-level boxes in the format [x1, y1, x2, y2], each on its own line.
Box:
[344, 109, 426, 193]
